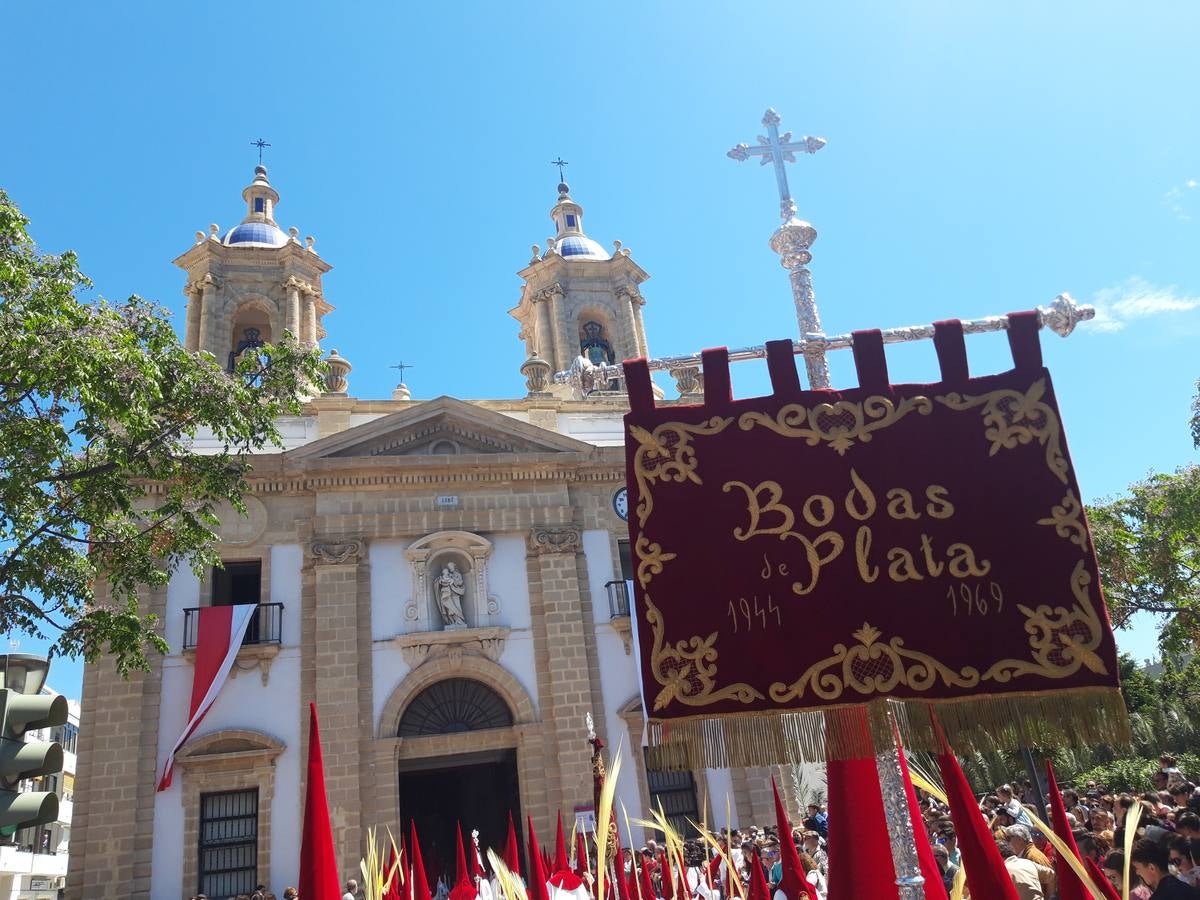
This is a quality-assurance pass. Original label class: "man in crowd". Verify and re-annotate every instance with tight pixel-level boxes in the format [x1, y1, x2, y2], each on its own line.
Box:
[1131, 837, 1200, 898]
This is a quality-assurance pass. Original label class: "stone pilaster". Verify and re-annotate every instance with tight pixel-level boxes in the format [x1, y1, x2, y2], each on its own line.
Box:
[198, 274, 220, 357]
[309, 537, 367, 879]
[284, 277, 302, 339]
[526, 525, 594, 821]
[303, 292, 318, 348]
[184, 282, 201, 352]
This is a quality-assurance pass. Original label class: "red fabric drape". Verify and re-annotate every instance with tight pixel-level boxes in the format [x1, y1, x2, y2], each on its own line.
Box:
[410, 822, 434, 900]
[298, 703, 342, 900]
[770, 778, 809, 900]
[936, 737, 1018, 900]
[896, 740, 949, 900]
[505, 812, 523, 878]
[527, 818, 553, 900]
[1046, 761, 1088, 900]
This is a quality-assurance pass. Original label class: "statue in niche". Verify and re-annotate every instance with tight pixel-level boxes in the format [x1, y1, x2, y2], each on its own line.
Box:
[434, 562, 467, 628]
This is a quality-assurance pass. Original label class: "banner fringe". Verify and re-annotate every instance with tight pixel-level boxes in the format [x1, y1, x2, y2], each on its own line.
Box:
[643, 688, 1129, 770]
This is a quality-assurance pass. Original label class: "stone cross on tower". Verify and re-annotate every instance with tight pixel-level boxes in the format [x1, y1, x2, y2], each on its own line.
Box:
[728, 108, 831, 388]
[250, 137, 271, 165]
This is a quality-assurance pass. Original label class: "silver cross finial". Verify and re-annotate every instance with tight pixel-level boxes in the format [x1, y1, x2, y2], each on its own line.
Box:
[727, 108, 825, 222]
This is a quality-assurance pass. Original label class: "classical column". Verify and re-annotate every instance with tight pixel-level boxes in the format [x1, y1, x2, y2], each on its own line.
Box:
[183, 282, 201, 352]
[309, 538, 367, 880]
[526, 526, 595, 820]
[543, 284, 566, 370]
[197, 274, 220, 357]
[284, 277, 301, 340]
[630, 290, 650, 358]
[614, 286, 641, 361]
[303, 291, 318, 348]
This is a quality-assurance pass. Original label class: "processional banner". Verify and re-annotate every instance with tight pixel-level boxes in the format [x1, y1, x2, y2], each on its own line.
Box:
[622, 312, 1127, 768]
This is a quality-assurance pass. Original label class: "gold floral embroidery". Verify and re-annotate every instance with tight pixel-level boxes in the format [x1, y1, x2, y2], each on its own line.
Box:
[769, 622, 983, 703]
[738, 395, 933, 455]
[982, 560, 1108, 680]
[936, 377, 1069, 485]
[644, 594, 765, 711]
[768, 560, 1107, 704]
[629, 416, 734, 527]
[1037, 489, 1088, 551]
[635, 536, 675, 589]
[634, 531, 761, 711]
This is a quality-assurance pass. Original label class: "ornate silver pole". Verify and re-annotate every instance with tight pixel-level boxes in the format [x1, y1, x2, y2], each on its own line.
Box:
[873, 707, 926, 899]
[554, 294, 1094, 387]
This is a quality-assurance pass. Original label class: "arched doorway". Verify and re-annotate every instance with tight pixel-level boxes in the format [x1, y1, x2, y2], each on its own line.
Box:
[396, 678, 522, 888]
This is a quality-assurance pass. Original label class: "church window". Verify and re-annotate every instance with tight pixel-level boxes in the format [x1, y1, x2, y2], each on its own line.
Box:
[565, 214, 577, 227]
[198, 788, 258, 898]
[253, 197, 265, 213]
[398, 678, 513, 737]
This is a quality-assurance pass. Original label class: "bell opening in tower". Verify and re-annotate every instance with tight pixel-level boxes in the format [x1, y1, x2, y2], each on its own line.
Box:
[397, 749, 522, 886]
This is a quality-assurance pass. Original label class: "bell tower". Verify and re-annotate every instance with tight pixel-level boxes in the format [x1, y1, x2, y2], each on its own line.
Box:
[173, 165, 334, 369]
[509, 179, 651, 396]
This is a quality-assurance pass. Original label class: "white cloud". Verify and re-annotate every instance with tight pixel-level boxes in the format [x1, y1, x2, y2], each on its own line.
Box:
[1085, 277, 1200, 333]
[1164, 178, 1198, 221]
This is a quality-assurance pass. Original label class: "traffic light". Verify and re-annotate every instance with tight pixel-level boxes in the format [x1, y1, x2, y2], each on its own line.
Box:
[0, 689, 68, 834]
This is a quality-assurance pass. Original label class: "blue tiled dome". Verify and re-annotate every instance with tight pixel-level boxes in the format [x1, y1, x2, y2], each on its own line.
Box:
[554, 235, 609, 260]
[223, 222, 288, 248]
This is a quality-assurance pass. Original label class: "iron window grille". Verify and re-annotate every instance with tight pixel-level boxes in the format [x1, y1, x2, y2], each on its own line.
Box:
[198, 788, 258, 898]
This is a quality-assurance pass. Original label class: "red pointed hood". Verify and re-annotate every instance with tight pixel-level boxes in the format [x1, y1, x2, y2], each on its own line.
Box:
[895, 739, 949, 900]
[555, 814, 570, 875]
[409, 821, 433, 900]
[935, 721, 1019, 900]
[1047, 760, 1089, 900]
[771, 778, 809, 900]
[450, 824, 477, 900]
[384, 845, 403, 900]
[298, 703, 342, 900]
[748, 851, 771, 900]
[637, 853, 657, 900]
[659, 851, 674, 900]
[1084, 858, 1122, 900]
[612, 827, 632, 900]
[504, 812, 523, 878]
[527, 818, 553, 900]
[575, 831, 589, 879]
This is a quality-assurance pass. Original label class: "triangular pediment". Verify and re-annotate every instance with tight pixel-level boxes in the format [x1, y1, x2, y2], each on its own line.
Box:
[290, 396, 597, 460]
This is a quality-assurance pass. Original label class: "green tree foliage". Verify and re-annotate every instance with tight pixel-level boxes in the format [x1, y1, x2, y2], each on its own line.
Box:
[1088, 465, 1200, 655]
[0, 191, 323, 675]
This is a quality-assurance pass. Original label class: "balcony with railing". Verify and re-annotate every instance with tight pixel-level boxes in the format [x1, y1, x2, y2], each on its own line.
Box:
[604, 580, 633, 655]
[182, 603, 284, 684]
[605, 580, 632, 618]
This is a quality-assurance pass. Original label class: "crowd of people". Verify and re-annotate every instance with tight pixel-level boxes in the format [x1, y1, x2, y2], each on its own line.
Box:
[188, 754, 1200, 900]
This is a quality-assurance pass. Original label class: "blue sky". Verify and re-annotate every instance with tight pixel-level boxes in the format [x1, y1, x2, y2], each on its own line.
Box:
[4, 1, 1197, 697]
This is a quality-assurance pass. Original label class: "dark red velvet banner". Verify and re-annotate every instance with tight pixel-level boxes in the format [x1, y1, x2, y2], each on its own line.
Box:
[623, 313, 1127, 766]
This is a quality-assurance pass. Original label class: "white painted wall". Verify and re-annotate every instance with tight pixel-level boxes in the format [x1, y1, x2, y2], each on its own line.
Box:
[488, 534, 532, 631]
[557, 412, 625, 446]
[582, 530, 617, 625]
[271, 544, 303, 647]
[371, 540, 412, 641]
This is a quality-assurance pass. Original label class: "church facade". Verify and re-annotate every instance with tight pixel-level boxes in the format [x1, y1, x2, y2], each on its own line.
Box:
[67, 167, 798, 900]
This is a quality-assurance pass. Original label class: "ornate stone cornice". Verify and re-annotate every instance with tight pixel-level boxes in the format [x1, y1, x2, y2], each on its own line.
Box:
[527, 526, 582, 556]
[534, 283, 564, 304]
[309, 538, 365, 565]
[392, 626, 510, 669]
[615, 284, 644, 306]
[199, 272, 222, 289]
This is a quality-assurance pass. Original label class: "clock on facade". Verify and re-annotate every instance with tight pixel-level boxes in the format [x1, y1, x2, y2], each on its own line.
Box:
[612, 486, 629, 521]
